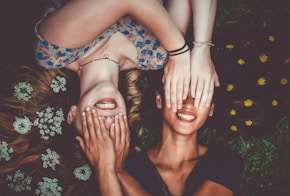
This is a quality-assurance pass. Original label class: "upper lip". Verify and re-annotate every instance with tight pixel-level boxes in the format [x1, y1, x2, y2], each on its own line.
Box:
[95, 98, 117, 110]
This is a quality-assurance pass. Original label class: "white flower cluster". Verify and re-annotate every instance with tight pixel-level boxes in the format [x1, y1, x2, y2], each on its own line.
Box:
[0, 141, 13, 161]
[14, 82, 33, 101]
[50, 76, 67, 93]
[6, 170, 32, 192]
[41, 148, 60, 170]
[73, 164, 92, 181]
[13, 116, 33, 134]
[33, 106, 65, 140]
[35, 177, 62, 196]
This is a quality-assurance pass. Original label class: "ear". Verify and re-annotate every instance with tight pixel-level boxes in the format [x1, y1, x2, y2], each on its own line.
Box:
[67, 105, 77, 124]
[209, 103, 215, 117]
[155, 91, 163, 109]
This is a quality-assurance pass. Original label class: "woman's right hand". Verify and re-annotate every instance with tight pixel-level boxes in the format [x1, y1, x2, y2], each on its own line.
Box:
[162, 50, 191, 112]
[76, 108, 115, 170]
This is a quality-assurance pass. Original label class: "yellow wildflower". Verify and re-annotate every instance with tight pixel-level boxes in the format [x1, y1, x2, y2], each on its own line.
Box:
[230, 125, 238, 131]
[226, 44, 234, 50]
[259, 54, 268, 63]
[268, 35, 275, 42]
[226, 84, 234, 92]
[285, 58, 290, 64]
[281, 78, 288, 85]
[245, 120, 253, 126]
[244, 99, 253, 107]
[237, 58, 245, 65]
[134, 146, 142, 152]
[272, 100, 278, 107]
[257, 77, 266, 86]
[230, 109, 237, 116]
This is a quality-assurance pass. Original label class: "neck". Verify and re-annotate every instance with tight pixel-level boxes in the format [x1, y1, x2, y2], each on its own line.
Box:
[78, 60, 119, 96]
[153, 132, 199, 165]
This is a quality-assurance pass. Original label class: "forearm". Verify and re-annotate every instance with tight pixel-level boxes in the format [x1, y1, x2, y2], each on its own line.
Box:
[127, 0, 186, 51]
[166, 0, 191, 35]
[116, 170, 150, 196]
[97, 167, 123, 196]
[190, 0, 217, 42]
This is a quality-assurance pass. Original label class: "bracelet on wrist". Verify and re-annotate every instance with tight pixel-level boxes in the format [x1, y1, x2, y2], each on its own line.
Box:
[167, 42, 189, 56]
[168, 47, 190, 56]
[192, 41, 214, 47]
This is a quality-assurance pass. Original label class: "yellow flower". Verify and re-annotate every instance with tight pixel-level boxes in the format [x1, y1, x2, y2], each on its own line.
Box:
[230, 109, 237, 116]
[245, 120, 253, 126]
[268, 35, 275, 42]
[272, 100, 278, 107]
[230, 125, 238, 131]
[257, 77, 266, 86]
[226, 44, 234, 50]
[259, 54, 268, 63]
[281, 78, 288, 85]
[134, 146, 142, 152]
[285, 58, 290, 64]
[226, 84, 234, 92]
[237, 58, 245, 65]
[244, 99, 253, 107]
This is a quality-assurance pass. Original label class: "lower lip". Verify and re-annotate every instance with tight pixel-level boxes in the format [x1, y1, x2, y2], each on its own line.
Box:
[95, 98, 117, 110]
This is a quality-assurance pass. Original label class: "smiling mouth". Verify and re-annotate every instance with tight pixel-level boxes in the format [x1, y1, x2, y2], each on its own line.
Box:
[95, 98, 117, 110]
[176, 113, 196, 122]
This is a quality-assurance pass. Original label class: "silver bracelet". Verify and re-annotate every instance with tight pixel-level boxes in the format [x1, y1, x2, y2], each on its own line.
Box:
[192, 41, 214, 47]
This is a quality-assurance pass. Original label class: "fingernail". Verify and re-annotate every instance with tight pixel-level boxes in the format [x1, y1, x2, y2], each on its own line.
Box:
[92, 109, 96, 113]
[86, 107, 90, 111]
[82, 112, 85, 116]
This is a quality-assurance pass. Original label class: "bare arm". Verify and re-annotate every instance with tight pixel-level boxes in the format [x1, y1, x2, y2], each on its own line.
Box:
[76, 108, 122, 196]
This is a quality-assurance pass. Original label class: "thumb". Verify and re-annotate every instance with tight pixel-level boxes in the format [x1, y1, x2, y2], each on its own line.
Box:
[75, 136, 86, 152]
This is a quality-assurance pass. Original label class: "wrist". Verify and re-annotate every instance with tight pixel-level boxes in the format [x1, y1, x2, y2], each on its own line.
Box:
[192, 41, 214, 48]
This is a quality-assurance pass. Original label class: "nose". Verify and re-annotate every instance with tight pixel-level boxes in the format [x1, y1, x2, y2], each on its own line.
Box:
[182, 91, 195, 106]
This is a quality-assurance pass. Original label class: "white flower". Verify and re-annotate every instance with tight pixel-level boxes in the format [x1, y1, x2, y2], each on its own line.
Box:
[50, 76, 67, 93]
[73, 164, 92, 181]
[14, 82, 33, 101]
[33, 106, 65, 140]
[6, 170, 32, 192]
[35, 177, 62, 196]
[0, 141, 13, 161]
[41, 148, 60, 170]
[13, 116, 33, 134]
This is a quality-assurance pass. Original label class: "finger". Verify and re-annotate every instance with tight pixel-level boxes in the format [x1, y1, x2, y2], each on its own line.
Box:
[164, 77, 171, 109]
[89, 108, 98, 138]
[81, 111, 90, 142]
[182, 76, 190, 100]
[123, 115, 130, 150]
[190, 77, 197, 99]
[170, 80, 177, 112]
[194, 80, 203, 108]
[118, 114, 126, 144]
[85, 107, 94, 139]
[176, 80, 183, 110]
[75, 136, 86, 152]
[109, 122, 115, 140]
[199, 79, 211, 109]
[214, 70, 220, 87]
[98, 116, 109, 139]
[114, 114, 121, 145]
[205, 79, 215, 107]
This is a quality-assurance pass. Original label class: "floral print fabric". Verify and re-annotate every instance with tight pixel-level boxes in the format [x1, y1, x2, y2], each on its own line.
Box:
[34, 0, 167, 70]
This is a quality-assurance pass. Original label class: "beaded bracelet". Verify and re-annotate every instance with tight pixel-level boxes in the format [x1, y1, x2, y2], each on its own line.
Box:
[192, 41, 214, 47]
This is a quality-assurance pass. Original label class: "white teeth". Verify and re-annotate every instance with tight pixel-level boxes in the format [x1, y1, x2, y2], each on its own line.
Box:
[177, 113, 195, 121]
[97, 102, 115, 109]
